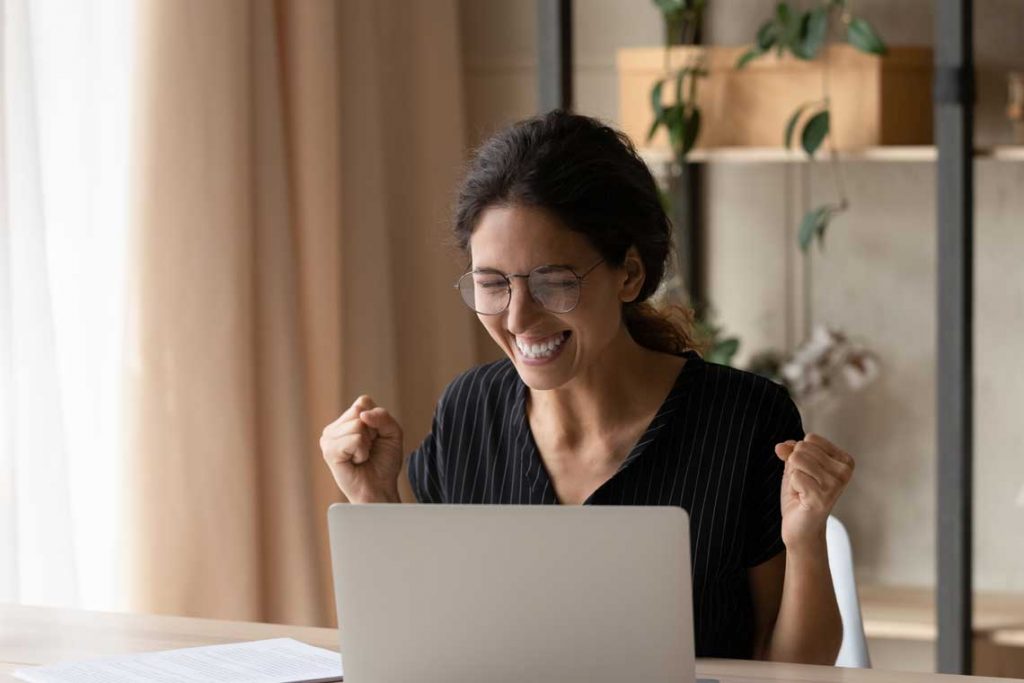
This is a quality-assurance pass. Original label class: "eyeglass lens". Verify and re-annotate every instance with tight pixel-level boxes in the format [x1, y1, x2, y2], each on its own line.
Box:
[458, 267, 581, 314]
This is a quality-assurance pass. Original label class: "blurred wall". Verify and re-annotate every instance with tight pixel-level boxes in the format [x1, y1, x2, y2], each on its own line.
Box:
[458, 0, 1024, 596]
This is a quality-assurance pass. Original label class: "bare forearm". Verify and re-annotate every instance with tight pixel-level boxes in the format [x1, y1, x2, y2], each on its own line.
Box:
[766, 537, 843, 664]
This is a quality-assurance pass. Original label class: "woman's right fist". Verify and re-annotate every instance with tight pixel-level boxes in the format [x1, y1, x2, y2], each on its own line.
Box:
[320, 395, 404, 503]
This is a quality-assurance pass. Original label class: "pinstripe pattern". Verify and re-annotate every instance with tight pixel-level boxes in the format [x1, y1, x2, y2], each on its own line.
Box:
[407, 350, 804, 658]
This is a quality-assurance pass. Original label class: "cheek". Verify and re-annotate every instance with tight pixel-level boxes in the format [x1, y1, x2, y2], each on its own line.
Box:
[478, 314, 508, 344]
[567, 305, 622, 352]
[576, 288, 624, 332]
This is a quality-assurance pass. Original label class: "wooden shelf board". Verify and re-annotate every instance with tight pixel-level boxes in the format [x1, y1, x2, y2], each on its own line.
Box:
[638, 146, 1024, 165]
[858, 585, 1024, 643]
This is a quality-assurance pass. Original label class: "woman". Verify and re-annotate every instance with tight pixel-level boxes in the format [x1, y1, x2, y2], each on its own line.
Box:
[320, 110, 854, 664]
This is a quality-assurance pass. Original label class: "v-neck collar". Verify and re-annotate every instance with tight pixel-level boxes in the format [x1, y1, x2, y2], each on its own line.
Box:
[514, 350, 705, 504]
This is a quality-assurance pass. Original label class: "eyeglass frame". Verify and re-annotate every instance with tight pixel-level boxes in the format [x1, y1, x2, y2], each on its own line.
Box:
[453, 258, 606, 315]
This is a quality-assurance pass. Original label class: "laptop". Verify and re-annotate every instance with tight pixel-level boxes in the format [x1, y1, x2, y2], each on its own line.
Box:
[327, 504, 696, 683]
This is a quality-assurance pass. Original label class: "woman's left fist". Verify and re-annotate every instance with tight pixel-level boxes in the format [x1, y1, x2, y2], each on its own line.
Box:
[774, 433, 855, 551]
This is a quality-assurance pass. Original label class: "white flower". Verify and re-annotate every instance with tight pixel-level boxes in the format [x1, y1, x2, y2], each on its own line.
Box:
[781, 324, 879, 404]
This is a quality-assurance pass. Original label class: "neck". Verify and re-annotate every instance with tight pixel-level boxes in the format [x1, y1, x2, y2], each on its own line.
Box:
[527, 325, 678, 449]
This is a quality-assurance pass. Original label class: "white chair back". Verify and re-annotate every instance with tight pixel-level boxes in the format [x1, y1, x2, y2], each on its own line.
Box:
[827, 515, 872, 668]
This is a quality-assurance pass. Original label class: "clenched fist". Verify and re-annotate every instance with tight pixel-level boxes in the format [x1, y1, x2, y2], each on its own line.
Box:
[320, 395, 404, 503]
[775, 433, 855, 551]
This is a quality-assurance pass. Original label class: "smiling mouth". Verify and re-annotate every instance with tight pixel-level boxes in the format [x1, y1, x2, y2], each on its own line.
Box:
[514, 330, 571, 360]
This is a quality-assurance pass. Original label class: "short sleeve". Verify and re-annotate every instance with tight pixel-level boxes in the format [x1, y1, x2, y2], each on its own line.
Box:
[742, 384, 805, 567]
[407, 405, 446, 503]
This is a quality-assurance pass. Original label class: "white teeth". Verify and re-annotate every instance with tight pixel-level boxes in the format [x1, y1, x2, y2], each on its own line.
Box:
[515, 332, 568, 359]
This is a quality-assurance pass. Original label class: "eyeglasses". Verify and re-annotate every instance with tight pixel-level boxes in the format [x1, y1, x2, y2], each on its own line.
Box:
[454, 258, 604, 315]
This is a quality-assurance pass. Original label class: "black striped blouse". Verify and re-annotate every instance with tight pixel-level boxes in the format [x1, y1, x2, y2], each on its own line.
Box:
[407, 349, 804, 659]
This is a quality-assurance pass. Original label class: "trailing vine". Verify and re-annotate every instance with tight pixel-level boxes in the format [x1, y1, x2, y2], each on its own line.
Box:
[737, 0, 886, 251]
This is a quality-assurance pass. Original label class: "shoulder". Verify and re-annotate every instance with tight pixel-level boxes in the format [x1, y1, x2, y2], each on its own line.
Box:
[692, 355, 799, 427]
[701, 357, 788, 396]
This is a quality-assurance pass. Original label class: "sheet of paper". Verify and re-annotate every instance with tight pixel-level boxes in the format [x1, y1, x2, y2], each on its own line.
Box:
[13, 638, 344, 683]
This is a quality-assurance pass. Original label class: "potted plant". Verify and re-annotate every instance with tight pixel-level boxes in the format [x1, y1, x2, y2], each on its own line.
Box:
[628, 0, 884, 397]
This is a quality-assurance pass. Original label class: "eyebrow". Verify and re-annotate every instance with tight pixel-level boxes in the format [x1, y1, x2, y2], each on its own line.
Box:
[470, 263, 576, 274]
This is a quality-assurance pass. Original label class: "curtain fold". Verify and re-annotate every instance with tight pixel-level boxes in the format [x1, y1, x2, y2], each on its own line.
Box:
[127, 0, 475, 625]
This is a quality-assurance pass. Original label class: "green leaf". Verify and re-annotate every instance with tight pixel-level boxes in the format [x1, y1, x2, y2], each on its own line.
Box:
[666, 105, 685, 154]
[647, 111, 663, 142]
[660, 101, 700, 161]
[647, 79, 666, 142]
[776, 4, 801, 50]
[791, 13, 812, 59]
[783, 105, 806, 149]
[674, 67, 687, 105]
[736, 47, 764, 69]
[846, 17, 886, 55]
[682, 107, 701, 156]
[774, 3, 792, 29]
[798, 209, 817, 251]
[709, 337, 740, 366]
[798, 205, 831, 252]
[800, 109, 830, 157]
[755, 20, 777, 51]
[652, 0, 686, 13]
[795, 6, 828, 59]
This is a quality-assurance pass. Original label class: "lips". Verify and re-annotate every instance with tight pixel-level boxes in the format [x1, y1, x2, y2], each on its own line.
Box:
[514, 330, 571, 361]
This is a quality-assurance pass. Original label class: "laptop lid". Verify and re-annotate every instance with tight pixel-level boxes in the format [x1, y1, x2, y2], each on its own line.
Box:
[328, 504, 695, 683]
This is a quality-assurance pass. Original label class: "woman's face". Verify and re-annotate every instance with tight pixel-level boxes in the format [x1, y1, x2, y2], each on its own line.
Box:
[469, 204, 645, 391]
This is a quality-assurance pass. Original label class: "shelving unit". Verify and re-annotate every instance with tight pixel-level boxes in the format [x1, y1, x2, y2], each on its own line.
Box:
[638, 145, 1024, 165]
[538, 0, 1005, 675]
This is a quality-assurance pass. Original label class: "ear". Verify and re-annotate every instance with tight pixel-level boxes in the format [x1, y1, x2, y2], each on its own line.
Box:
[619, 247, 646, 303]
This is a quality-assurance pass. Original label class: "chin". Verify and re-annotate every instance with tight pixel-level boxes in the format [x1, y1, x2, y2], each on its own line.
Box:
[508, 346, 577, 391]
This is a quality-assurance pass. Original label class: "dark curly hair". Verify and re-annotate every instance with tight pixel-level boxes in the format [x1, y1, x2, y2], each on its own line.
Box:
[452, 109, 698, 355]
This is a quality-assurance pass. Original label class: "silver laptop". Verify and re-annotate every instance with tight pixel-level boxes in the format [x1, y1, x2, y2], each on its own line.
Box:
[327, 504, 695, 683]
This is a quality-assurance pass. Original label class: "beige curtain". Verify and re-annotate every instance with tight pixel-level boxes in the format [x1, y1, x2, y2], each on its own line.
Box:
[126, 0, 476, 626]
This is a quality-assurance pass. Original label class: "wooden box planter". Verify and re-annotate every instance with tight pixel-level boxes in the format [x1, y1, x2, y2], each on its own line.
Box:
[617, 44, 933, 152]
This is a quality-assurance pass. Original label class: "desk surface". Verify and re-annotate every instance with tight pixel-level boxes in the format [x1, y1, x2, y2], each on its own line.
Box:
[0, 603, 1015, 683]
[859, 585, 1024, 642]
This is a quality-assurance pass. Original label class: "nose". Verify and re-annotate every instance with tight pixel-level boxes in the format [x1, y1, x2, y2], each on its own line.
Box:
[504, 276, 544, 335]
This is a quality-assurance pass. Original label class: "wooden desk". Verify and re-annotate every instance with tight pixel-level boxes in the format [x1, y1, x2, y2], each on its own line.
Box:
[858, 585, 1024, 677]
[860, 585, 1024, 641]
[0, 603, 1013, 683]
